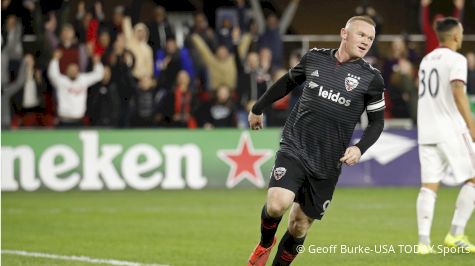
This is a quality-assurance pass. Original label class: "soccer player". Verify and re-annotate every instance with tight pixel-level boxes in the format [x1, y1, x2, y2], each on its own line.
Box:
[416, 17, 475, 254]
[247, 16, 385, 265]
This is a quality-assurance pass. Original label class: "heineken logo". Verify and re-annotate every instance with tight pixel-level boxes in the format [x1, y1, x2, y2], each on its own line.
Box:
[1, 131, 208, 191]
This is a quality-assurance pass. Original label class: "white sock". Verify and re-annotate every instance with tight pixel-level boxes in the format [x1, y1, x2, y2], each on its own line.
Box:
[417, 187, 437, 244]
[450, 182, 475, 236]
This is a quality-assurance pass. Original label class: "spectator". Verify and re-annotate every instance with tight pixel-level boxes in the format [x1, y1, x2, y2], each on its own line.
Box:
[2, 15, 24, 77]
[236, 51, 268, 111]
[157, 70, 195, 127]
[186, 12, 219, 52]
[217, 14, 235, 51]
[48, 50, 104, 127]
[45, 18, 89, 73]
[87, 66, 120, 126]
[2, 54, 28, 128]
[259, 47, 273, 77]
[420, 0, 464, 54]
[13, 54, 47, 127]
[129, 76, 159, 127]
[147, 5, 174, 55]
[246, 19, 261, 53]
[155, 37, 194, 91]
[110, 5, 125, 42]
[235, 0, 249, 31]
[195, 85, 237, 128]
[185, 12, 219, 91]
[74, 1, 93, 44]
[250, 0, 300, 68]
[97, 30, 112, 62]
[191, 34, 236, 90]
[108, 34, 136, 127]
[74, 1, 107, 43]
[383, 37, 417, 120]
[122, 16, 154, 80]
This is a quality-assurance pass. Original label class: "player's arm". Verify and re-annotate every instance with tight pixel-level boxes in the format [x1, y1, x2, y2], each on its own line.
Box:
[453, 80, 475, 141]
[341, 74, 385, 165]
[450, 55, 474, 140]
[249, 52, 307, 130]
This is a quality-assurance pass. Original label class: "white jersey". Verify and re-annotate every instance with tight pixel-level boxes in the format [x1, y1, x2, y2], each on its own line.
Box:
[417, 47, 468, 144]
[47, 59, 104, 119]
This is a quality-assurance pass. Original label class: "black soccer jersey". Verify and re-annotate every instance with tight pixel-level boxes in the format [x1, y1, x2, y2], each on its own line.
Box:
[278, 48, 385, 179]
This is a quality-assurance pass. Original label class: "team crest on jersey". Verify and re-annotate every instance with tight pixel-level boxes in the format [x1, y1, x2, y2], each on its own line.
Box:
[273, 167, 287, 180]
[345, 73, 360, 91]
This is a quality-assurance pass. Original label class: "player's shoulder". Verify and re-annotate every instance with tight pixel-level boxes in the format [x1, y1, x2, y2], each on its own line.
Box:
[451, 51, 467, 63]
[358, 58, 382, 76]
[308, 47, 333, 56]
[423, 48, 466, 63]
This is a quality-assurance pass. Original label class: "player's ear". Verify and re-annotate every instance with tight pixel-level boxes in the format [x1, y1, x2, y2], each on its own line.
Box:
[341, 28, 347, 40]
[453, 30, 461, 43]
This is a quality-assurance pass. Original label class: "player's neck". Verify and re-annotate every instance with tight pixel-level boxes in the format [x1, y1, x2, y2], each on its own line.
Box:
[439, 42, 457, 51]
[335, 49, 359, 63]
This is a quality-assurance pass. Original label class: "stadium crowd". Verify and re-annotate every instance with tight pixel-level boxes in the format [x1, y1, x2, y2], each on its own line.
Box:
[1, 0, 474, 129]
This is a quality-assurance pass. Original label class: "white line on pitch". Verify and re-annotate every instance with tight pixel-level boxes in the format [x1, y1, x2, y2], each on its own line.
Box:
[1, 250, 170, 266]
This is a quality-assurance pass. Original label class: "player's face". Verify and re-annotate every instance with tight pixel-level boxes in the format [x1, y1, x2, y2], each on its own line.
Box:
[342, 20, 375, 58]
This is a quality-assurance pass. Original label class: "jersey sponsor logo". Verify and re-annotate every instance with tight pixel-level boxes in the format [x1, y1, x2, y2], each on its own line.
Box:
[318, 87, 351, 106]
[311, 69, 319, 77]
[273, 167, 287, 180]
[308, 81, 319, 88]
[345, 73, 361, 91]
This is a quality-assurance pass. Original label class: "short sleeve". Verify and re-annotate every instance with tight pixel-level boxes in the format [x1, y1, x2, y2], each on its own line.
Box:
[449, 55, 467, 84]
[365, 73, 385, 113]
[288, 52, 307, 85]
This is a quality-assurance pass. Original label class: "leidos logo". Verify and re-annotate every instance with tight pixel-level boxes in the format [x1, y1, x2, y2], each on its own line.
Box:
[318, 87, 351, 106]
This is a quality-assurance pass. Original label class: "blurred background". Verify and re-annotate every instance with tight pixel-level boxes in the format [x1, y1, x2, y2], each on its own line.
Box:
[2, 1, 475, 265]
[1, 0, 474, 130]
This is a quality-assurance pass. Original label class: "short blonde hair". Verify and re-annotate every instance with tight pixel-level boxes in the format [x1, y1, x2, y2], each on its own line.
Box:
[345, 16, 376, 28]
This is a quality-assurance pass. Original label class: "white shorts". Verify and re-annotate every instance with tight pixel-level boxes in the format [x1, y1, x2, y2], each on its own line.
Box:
[419, 133, 475, 185]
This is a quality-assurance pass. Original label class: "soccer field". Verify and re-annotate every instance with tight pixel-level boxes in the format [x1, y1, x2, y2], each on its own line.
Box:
[2, 188, 474, 266]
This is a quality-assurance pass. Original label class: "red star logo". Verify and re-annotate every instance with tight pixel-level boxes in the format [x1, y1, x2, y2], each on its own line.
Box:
[217, 132, 273, 188]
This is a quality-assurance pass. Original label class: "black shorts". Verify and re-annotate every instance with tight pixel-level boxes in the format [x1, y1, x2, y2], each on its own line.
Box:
[268, 151, 339, 220]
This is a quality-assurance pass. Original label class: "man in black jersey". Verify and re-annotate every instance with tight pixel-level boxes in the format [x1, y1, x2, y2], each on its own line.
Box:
[247, 16, 385, 266]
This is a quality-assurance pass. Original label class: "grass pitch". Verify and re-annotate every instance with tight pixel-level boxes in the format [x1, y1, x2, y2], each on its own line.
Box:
[2, 188, 474, 266]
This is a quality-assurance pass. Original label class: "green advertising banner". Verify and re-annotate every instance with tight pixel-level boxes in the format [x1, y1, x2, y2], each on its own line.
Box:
[1, 129, 281, 191]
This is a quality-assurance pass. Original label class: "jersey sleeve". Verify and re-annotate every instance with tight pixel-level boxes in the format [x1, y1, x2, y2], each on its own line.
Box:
[449, 56, 468, 84]
[365, 73, 385, 113]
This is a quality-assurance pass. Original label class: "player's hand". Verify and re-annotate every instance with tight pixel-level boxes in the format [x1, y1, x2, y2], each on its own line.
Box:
[248, 111, 263, 130]
[340, 146, 362, 166]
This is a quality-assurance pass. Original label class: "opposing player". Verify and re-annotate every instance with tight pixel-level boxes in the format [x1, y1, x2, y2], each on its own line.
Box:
[247, 16, 385, 265]
[416, 17, 475, 254]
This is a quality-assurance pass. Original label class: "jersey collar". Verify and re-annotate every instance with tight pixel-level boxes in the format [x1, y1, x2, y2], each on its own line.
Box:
[332, 49, 362, 65]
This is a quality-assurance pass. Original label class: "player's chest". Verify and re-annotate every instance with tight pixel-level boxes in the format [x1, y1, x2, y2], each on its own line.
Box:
[301, 63, 371, 108]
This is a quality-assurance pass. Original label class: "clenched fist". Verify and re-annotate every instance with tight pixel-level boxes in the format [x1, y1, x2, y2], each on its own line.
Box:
[248, 111, 264, 130]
